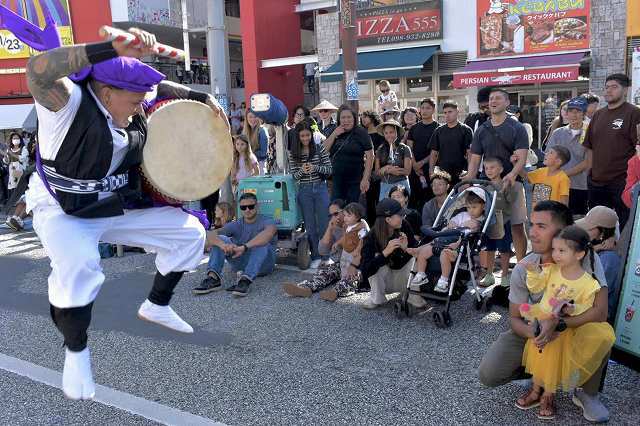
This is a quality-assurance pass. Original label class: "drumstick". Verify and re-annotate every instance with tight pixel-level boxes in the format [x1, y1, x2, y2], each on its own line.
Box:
[99, 25, 185, 60]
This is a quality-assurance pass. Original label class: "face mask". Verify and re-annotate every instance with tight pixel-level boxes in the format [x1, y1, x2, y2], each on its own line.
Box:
[11, 139, 20, 146]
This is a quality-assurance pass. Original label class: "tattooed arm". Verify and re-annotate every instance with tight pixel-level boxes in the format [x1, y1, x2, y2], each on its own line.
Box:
[25, 45, 91, 112]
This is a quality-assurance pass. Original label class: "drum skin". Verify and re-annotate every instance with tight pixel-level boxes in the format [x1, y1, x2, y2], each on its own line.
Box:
[141, 99, 232, 202]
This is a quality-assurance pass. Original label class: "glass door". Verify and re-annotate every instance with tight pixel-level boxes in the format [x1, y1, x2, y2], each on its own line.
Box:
[518, 93, 540, 149]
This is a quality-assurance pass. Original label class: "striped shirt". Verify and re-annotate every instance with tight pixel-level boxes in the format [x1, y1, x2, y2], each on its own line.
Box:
[288, 144, 332, 184]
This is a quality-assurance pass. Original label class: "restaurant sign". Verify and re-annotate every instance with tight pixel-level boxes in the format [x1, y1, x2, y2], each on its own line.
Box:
[354, 0, 442, 47]
[477, 0, 590, 58]
[453, 65, 579, 88]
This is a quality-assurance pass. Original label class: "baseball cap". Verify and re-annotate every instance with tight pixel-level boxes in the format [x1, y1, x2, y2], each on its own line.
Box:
[463, 187, 487, 203]
[575, 206, 618, 229]
[376, 198, 405, 217]
[567, 97, 588, 112]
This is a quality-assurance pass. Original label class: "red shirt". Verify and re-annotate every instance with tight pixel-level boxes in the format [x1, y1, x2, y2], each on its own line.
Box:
[622, 155, 640, 208]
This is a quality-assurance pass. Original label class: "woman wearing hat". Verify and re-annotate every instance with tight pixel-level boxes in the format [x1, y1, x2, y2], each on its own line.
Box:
[312, 100, 338, 138]
[360, 198, 423, 309]
[323, 105, 374, 204]
[375, 119, 413, 201]
[576, 206, 621, 319]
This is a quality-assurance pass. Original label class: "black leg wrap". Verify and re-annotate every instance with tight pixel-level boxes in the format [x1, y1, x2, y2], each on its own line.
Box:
[50, 303, 94, 352]
[148, 271, 185, 306]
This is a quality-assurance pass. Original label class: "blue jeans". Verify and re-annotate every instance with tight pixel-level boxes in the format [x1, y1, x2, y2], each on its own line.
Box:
[379, 178, 410, 201]
[298, 182, 330, 260]
[207, 235, 275, 280]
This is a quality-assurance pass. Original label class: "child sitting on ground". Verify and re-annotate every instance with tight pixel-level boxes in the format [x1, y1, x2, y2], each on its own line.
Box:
[408, 188, 486, 293]
[480, 157, 514, 287]
[525, 145, 571, 208]
[213, 202, 234, 230]
[516, 226, 615, 420]
[282, 202, 369, 301]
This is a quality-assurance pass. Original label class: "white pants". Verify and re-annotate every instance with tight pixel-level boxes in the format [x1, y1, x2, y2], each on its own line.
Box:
[32, 204, 206, 308]
[367, 259, 426, 307]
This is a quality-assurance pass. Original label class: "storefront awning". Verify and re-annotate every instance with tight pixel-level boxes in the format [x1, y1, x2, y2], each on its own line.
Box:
[320, 46, 438, 83]
[453, 53, 586, 89]
[0, 104, 36, 131]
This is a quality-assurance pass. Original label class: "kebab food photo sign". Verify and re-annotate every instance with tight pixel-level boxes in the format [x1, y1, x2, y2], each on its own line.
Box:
[477, 0, 590, 58]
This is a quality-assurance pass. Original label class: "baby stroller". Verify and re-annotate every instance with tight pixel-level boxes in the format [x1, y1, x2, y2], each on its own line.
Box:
[394, 180, 502, 328]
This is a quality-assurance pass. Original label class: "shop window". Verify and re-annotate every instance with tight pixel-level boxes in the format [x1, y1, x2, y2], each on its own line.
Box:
[358, 80, 371, 97]
[359, 100, 374, 113]
[438, 74, 455, 91]
[406, 76, 433, 94]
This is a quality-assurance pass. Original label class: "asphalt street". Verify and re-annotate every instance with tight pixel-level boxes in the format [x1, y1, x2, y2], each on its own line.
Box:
[0, 223, 638, 425]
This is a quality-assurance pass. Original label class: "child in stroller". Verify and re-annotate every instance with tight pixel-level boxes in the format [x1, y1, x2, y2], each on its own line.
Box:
[408, 187, 486, 293]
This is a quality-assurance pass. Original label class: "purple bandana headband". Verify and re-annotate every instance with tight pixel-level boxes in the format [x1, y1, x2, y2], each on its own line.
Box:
[71, 57, 165, 93]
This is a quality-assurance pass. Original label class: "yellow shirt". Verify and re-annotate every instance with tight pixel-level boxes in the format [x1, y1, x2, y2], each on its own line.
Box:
[528, 167, 570, 206]
[526, 264, 600, 317]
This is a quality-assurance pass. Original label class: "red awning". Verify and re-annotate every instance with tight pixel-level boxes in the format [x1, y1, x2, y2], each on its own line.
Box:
[453, 53, 586, 88]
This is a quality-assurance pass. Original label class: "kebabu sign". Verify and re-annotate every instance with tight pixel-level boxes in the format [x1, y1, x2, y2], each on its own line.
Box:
[354, 0, 442, 47]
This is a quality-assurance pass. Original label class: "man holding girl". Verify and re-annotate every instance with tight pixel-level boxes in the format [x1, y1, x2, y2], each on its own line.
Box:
[479, 201, 613, 423]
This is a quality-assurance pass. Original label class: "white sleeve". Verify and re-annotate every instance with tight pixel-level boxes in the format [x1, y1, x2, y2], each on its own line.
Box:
[35, 82, 82, 160]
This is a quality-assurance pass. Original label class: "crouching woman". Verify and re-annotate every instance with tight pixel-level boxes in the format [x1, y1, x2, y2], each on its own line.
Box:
[360, 198, 424, 309]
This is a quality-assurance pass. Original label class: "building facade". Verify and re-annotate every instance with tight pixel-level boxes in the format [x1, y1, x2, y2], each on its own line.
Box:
[306, 0, 627, 148]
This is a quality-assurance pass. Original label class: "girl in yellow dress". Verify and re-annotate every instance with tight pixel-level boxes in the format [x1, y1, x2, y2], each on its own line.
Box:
[516, 225, 615, 420]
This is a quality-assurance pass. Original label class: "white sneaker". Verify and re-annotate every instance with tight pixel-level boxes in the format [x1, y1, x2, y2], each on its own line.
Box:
[309, 259, 322, 270]
[362, 299, 383, 309]
[137, 299, 194, 333]
[434, 277, 449, 293]
[62, 348, 95, 400]
[410, 272, 429, 291]
[6, 215, 23, 231]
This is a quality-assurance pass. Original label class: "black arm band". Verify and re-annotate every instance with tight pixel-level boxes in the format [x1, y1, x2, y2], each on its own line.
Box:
[188, 90, 209, 104]
[86, 41, 119, 65]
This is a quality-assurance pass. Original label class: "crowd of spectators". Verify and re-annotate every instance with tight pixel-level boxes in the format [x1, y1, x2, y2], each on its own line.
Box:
[197, 73, 640, 423]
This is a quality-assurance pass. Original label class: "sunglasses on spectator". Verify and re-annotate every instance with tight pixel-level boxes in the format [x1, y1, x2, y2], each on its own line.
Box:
[240, 204, 256, 211]
[328, 210, 342, 217]
[319, 109, 329, 113]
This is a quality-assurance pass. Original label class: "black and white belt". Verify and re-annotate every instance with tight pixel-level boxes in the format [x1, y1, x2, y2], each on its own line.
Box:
[42, 165, 128, 194]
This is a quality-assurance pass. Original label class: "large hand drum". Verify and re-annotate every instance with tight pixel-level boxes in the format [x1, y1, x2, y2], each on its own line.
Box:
[141, 99, 232, 203]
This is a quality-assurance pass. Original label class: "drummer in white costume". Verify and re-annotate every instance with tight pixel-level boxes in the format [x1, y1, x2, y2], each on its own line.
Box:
[24, 27, 226, 400]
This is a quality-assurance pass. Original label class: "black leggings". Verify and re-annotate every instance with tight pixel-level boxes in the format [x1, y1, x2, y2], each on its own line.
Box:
[50, 271, 184, 351]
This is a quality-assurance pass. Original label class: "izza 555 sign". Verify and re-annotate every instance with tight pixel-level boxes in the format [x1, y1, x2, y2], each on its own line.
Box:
[354, 0, 443, 47]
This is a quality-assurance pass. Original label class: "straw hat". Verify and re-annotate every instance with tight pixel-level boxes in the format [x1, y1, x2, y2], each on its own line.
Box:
[312, 100, 338, 112]
[376, 119, 404, 137]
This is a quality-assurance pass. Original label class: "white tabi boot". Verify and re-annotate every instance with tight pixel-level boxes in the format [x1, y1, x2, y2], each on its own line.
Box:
[62, 347, 96, 400]
[137, 299, 194, 333]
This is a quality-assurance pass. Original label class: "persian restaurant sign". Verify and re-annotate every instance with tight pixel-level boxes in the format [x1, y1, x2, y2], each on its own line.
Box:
[477, 0, 590, 58]
[353, 0, 442, 47]
[453, 65, 579, 88]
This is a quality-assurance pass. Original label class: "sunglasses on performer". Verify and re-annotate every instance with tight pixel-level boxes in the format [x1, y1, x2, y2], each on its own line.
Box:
[240, 204, 256, 211]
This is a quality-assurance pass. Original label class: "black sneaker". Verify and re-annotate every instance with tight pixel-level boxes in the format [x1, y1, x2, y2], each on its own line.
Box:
[193, 274, 222, 295]
[231, 277, 251, 297]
